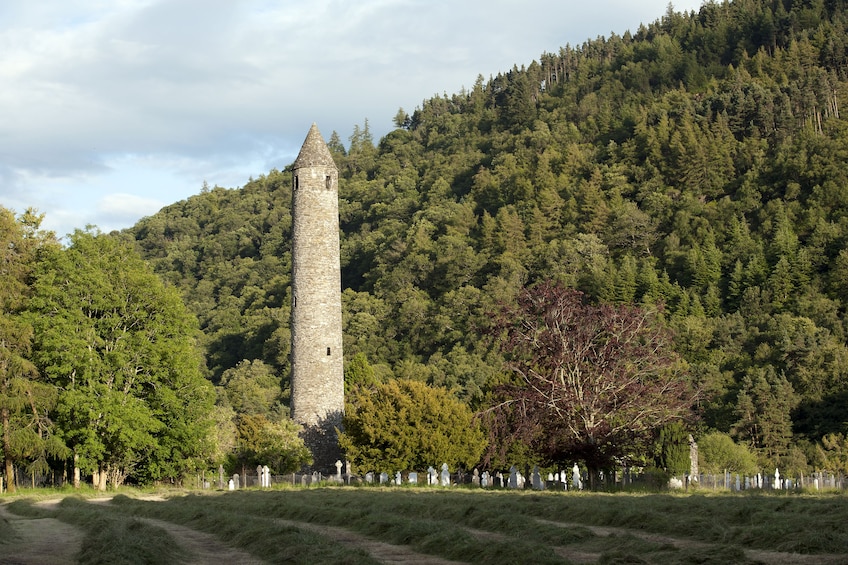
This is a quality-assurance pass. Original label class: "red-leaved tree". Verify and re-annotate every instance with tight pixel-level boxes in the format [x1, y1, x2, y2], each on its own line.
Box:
[482, 281, 698, 483]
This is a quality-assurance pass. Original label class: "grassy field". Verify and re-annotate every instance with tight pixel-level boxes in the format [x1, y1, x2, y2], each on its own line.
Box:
[2, 486, 848, 564]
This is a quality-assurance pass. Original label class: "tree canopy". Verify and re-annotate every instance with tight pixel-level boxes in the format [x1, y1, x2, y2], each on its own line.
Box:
[339, 379, 486, 474]
[115, 0, 848, 475]
[484, 281, 696, 476]
[27, 230, 216, 488]
[0, 208, 65, 492]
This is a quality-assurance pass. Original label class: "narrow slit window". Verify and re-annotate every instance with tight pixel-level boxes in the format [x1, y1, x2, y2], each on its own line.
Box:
[326, 347, 331, 356]
[325, 175, 332, 189]
[294, 176, 299, 190]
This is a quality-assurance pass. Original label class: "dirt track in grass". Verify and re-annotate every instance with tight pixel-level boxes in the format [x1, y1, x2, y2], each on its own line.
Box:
[0, 503, 83, 565]
[3, 496, 848, 564]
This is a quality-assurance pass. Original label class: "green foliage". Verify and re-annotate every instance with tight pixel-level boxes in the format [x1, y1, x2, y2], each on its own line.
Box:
[27, 230, 215, 486]
[344, 352, 379, 393]
[124, 1, 848, 474]
[654, 422, 692, 477]
[230, 413, 311, 474]
[0, 207, 66, 492]
[339, 379, 486, 473]
[219, 360, 284, 418]
[698, 432, 758, 475]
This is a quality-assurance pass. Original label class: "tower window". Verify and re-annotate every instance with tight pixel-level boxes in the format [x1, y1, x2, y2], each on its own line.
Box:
[325, 175, 332, 189]
[327, 347, 331, 356]
[294, 176, 299, 190]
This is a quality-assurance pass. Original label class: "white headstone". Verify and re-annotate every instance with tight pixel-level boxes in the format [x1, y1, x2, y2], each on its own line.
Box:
[532, 466, 544, 490]
[440, 463, 450, 487]
[508, 466, 519, 489]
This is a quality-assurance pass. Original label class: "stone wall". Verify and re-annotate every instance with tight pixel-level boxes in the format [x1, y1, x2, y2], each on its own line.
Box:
[290, 125, 344, 472]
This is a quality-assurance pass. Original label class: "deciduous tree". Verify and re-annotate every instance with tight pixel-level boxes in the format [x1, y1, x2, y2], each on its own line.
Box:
[484, 281, 698, 483]
[339, 379, 486, 474]
[28, 230, 215, 488]
[0, 208, 65, 492]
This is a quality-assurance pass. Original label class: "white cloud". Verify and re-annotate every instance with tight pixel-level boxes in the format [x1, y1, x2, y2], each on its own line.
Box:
[97, 192, 163, 220]
[0, 0, 705, 237]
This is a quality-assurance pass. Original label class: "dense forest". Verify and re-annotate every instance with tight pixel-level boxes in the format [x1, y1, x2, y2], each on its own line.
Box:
[6, 0, 848, 488]
[123, 0, 848, 477]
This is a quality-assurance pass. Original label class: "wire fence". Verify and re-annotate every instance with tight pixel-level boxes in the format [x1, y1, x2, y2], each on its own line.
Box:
[5, 466, 847, 493]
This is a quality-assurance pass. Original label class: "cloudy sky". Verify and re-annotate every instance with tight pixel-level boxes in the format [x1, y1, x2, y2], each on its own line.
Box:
[1, 0, 704, 238]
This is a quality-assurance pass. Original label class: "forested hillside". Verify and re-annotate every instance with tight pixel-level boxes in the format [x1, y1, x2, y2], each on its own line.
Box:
[128, 0, 848, 473]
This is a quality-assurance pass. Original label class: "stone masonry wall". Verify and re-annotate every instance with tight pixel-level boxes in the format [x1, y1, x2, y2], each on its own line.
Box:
[290, 129, 344, 473]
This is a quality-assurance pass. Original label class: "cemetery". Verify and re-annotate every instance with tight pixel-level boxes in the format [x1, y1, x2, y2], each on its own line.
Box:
[199, 459, 848, 494]
[2, 479, 848, 564]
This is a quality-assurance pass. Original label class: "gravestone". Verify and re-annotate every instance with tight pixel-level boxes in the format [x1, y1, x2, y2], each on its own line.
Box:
[572, 464, 582, 491]
[495, 472, 504, 488]
[440, 463, 450, 487]
[395, 471, 402, 485]
[380, 472, 389, 485]
[228, 478, 234, 491]
[233, 473, 240, 489]
[365, 472, 374, 484]
[774, 468, 780, 489]
[508, 466, 519, 489]
[688, 434, 699, 478]
[335, 460, 343, 482]
[408, 472, 418, 485]
[218, 465, 224, 489]
[532, 466, 544, 490]
[472, 468, 480, 487]
[427, 466, 437, 485]
[481, 471, 489, 488]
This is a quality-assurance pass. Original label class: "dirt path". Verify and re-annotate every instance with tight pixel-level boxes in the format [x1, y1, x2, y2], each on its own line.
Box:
[136, 517, 266, 565]
[538, 519, 848, 565]
[275, 519, 467, 565]
[87, 497, 266, 565]
[0, 503, 83, 565]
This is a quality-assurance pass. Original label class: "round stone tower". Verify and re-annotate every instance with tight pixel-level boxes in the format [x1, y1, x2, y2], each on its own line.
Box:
[290, 123, 344, 472]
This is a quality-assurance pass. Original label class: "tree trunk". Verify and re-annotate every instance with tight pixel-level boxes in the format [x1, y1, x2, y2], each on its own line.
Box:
[73, 452, 80, 489]
[1, 406, 15, 494]
[95, 466, 107, 491]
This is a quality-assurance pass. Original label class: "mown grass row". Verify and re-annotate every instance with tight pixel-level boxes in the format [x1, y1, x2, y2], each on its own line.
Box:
[4, 497, 187, 565]
[104, 487, 848, 564]
[4, 487, 848, 564]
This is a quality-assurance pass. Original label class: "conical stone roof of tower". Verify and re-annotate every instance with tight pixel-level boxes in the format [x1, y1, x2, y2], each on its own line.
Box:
[293, 123, 336, 169]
